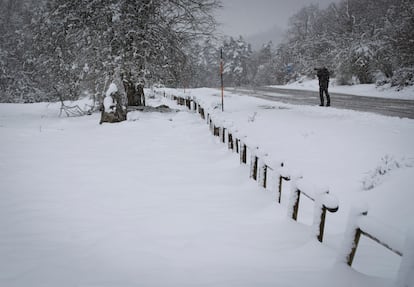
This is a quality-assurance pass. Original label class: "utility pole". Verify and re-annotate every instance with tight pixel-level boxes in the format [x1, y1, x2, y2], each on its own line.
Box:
[220, 48, 224, 112]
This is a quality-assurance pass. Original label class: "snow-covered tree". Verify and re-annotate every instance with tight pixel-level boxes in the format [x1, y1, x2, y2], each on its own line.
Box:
[274, 0, 414, 86]
[1, 0, 221, 103]
[221, 36, 252, 87]
[250, 42, 278, 86]
[0, 0, 43, 102]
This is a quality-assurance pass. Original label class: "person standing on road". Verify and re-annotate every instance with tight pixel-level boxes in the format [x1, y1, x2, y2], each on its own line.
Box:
[315, 67, 330, 106]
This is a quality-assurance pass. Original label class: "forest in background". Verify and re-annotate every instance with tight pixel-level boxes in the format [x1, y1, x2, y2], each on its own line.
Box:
[194, 0, 414, 89]
[0, 0, 413, 103]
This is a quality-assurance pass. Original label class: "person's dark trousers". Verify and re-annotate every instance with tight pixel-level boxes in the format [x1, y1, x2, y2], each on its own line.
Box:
[319, 87, 330, 106]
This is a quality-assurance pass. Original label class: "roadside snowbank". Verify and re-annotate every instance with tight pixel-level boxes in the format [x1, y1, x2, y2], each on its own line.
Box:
[270, 79, 414, 100]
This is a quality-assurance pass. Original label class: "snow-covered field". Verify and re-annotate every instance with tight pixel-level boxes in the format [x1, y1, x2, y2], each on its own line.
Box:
[1, 88, 413, 287]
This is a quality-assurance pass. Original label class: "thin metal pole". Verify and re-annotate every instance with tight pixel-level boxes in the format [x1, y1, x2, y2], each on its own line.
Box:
[220, 48, 224, 112]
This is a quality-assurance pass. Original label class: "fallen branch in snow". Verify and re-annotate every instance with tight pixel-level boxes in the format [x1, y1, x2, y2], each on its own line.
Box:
[58, 96, 93, 117]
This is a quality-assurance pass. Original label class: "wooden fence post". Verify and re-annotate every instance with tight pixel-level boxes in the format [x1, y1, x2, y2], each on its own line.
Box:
[262, 165, 268, 189]
[292, 189, 301, 221]
[199, 106, 205, 119]
[318, 207, 328, 242]
[235, 139, 240, 153]
[251, 154, 258, 180]
[347, 228, 362, 266]
[278, 176, 290, 203]
[228, 133, 233, 150]
[346, 211, 368, 266]
[240, 143, 247, 164]
[214, 126, 220, 137]
[278, 176, 283, 203]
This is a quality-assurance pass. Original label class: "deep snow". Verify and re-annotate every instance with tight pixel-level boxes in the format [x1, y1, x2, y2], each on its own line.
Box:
[0, 87, 413, 286]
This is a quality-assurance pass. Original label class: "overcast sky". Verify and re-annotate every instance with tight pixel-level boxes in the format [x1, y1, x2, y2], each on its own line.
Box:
[215, 0, 340, 38]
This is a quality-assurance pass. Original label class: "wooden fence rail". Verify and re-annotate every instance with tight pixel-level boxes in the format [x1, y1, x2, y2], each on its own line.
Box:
[289, 185, 339, 242]
[345, 210, 404, 266]
[172, 94, 340, 243]
[342, 210, 413, 286]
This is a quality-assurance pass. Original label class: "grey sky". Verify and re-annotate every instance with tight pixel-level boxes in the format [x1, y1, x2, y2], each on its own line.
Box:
[216, 0, 340, 38]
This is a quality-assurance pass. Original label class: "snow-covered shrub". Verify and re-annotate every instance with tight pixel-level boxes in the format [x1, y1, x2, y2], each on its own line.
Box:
[374, 71, 390, 87]
[362, 155, 413, 190]
[391, 67, 414, 90]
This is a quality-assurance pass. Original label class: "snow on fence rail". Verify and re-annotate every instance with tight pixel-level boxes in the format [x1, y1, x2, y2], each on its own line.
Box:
[167, 92, 339, 243]
[340, 207, 414, 286]
[289, 177, 339, 242]
[163, 91, 414, 284]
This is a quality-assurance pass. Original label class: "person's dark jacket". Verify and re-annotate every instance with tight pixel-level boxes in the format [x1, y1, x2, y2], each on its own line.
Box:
[317, 68, 330, 89]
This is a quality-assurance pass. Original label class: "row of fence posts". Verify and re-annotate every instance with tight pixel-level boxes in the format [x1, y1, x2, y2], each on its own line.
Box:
[167, 92, 412, 285]
[170, 93, 339, 244]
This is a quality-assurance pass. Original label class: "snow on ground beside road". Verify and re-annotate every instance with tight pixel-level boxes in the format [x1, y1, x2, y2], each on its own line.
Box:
[1, 90, 413, 286]
[270, 79, 414, 100]
[165, 87, 414, 281]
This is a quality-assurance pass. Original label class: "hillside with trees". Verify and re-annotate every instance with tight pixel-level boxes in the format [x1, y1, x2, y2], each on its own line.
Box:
[187, 0, 413, 89]
[1, 0, 413, 103]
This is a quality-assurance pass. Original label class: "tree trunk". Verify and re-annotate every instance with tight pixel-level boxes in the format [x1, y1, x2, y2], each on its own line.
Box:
[123, 74, 145, 107]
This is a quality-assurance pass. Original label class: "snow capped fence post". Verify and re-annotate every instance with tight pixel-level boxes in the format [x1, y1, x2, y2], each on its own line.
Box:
[278, 163, 290, 203]
[240, 143, 247, 164]
[260, 164, 268, 189]
[214, 125, 220, 137]
[314, 192, 339, 242]
[221, 127, 226, 143]
[287, 178, 302, 220]
[228, 133, 234, 150]
[340, 206, 369, 266]
[199, 105, 205, 119]
[341, 206, 406, 267]
[235, 138, 240, 153]
[250, 148, 259, 181]
[259, 156, 272, 189]
[289, 188, 301, 221]
[287, 178, 339, 242]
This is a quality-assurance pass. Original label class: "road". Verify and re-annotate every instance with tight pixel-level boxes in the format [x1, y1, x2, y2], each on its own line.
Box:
[226, 86, 414, 119]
